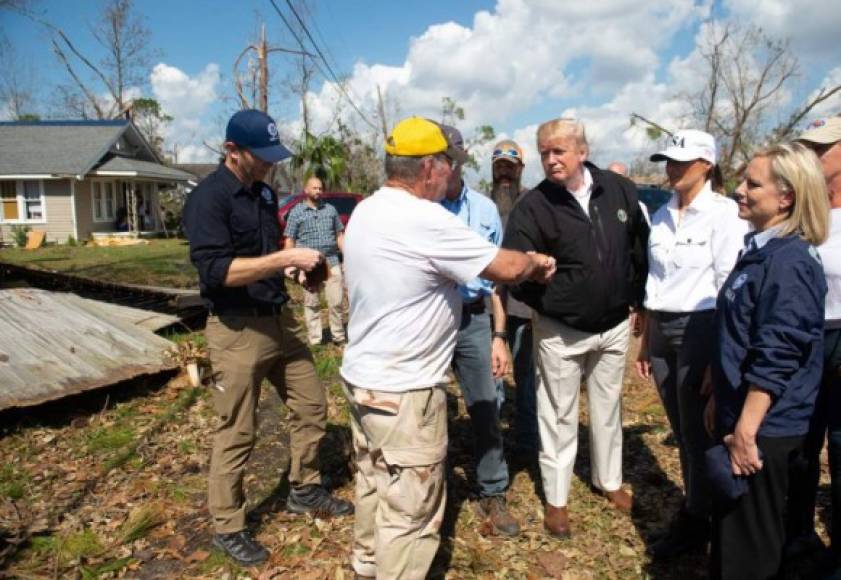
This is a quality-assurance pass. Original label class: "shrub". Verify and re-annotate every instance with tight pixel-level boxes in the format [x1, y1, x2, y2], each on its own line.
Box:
[11, 225, 31, 248]
[66, 235, 78, 246]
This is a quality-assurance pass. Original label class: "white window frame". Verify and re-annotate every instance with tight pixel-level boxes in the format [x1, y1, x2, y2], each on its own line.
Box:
[91, 180, 118, 223]
[0, 179, 47, 224]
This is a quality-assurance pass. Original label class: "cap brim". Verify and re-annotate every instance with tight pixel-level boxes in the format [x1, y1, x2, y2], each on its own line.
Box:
[447, 145, 469, 164]
[493, 155, 523, 165]
[797, 128, 841, 145]
[250, 143, 293, 163]
[650, 147, 709, 163]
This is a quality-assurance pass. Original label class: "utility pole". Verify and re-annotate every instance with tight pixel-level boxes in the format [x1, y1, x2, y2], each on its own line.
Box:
[233, 24, 314, 112]
[376, 84, 389, 141]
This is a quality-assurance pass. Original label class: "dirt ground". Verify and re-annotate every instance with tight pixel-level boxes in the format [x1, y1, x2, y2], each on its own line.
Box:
[0, 335, 833, 579]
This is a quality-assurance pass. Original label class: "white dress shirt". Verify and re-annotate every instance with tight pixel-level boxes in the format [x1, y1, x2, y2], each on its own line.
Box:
[569, 168, 593, 217]
[819, 208, 841, 325]
[644, 182, 749, 312]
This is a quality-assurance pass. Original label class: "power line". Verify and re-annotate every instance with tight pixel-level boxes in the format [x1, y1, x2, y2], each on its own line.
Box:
[274, 0, 378, 131]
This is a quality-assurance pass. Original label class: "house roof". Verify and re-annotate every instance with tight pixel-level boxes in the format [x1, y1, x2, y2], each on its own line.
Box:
[176, 163, 218, 180]
[0, 288, 177, 411]
[0, 119, 183, 181]
[94, 155, 194, 182]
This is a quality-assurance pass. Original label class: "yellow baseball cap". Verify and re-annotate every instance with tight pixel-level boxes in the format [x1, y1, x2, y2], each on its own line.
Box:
[384, 117, 468, 163]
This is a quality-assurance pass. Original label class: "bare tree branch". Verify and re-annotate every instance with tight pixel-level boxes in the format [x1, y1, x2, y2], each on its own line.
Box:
[51, 39, 106, 118]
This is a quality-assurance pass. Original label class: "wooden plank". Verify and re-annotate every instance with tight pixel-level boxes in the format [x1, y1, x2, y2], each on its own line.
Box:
[25, 230, 46, 249]
[0, 288, 178, 411]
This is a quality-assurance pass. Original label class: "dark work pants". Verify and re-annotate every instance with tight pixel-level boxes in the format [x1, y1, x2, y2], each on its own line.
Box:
[648, 309, 715, 518]
[507, 315, 538, 452]
[711, 435, 804, 580]
[787, 328, 841, 549]
[451, 309, 509, 497]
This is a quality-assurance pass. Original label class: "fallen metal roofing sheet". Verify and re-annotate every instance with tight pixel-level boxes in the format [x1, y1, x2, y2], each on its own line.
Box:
[0, 288, 178, 410]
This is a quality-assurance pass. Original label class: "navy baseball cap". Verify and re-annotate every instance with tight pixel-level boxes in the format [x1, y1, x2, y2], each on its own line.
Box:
[225, 109, 292, 163]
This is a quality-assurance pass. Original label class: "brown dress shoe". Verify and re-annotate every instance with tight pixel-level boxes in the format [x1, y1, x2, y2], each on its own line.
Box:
[544, 504, 571, 538]
[603, 488, 632, 512]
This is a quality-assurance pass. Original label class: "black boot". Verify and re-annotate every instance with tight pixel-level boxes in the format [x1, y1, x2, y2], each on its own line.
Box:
[287, 484, 354, 517]
[212, 530, 269, 566]
[649, 508, 710, 559]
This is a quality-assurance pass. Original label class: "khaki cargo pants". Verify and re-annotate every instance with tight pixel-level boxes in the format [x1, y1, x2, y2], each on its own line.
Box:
[344, 382, 448, 580]
[205, 308, 325, 534]
[303, 263, 346, 345]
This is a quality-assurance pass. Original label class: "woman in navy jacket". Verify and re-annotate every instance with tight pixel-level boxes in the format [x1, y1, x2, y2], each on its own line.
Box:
[707, 142, 829, 580]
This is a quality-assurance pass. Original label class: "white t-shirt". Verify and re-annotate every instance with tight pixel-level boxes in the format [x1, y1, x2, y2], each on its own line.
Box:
[340, 186, 499, 392]
[645, 182, 749, 312]
[819, 208, 841, 324]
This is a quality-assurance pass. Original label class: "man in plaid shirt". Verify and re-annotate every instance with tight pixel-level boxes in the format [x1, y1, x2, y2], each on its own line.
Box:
[284, 177, 347, 345]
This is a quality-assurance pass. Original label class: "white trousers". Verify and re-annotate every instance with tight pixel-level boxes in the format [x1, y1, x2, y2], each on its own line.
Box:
[533, 313, 630, 507]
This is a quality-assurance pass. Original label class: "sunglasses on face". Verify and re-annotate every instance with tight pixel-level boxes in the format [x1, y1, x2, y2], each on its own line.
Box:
[493, 148, 521, 159]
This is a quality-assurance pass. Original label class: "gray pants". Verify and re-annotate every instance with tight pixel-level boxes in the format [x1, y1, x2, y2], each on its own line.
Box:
[648, 310, 715, 518]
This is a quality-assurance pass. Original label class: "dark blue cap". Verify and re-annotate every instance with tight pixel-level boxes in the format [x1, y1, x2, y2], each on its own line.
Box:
[225, 109, 292, 163]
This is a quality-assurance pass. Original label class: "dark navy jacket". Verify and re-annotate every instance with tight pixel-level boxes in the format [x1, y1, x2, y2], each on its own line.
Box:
[503, 163, 649, 333]
[183, 163, 288, 313]
[713, 233, 827, 438]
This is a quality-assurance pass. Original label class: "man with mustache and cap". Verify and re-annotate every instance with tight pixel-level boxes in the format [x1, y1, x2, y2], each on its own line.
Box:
[490, 139, 540, 459]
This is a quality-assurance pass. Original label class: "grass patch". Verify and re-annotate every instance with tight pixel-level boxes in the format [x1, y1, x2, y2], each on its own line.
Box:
[178, 439, 196, 454]
[282, 542, 311, 557]
[62, 528, 104, 563]
[0, 462, 30, 500]
[314, 350, 341, 381]
[87, 426, 136, 454]
[199, 550, 235, 574]
[119, 506, 163, 544]
[0, 239, 196, 288]
[81, 557, 134, 579]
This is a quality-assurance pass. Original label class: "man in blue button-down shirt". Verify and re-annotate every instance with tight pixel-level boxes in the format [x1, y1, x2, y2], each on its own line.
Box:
[439, 125, 519, 537]
[284, 177, 347, 345]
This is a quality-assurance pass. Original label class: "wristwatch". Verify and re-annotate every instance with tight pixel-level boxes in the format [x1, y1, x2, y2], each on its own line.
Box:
[492, 331, 508, 342]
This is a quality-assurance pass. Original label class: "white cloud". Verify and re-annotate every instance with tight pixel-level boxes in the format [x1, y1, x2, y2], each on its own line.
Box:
[723, 0, 841, 59]
[150, 63, 221, 162]
[297, 0, 709, 139]
[806, 67, 841, 120]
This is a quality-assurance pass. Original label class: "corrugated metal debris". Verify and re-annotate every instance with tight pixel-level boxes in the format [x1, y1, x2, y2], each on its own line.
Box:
[0, 288, 178, 411]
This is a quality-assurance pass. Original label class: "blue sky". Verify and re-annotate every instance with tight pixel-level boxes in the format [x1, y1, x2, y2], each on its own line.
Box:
[3, 0, 840, 185]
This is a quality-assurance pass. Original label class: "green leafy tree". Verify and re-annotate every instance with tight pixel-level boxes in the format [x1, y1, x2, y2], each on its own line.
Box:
[289, 132, 349, 191]
[131, 97, 172, 156]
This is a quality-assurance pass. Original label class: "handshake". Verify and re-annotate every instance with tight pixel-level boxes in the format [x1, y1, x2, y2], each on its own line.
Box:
[527, 251, 557, 284]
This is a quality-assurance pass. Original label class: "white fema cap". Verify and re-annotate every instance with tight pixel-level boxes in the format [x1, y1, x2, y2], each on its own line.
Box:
[650, 129, 717, 164]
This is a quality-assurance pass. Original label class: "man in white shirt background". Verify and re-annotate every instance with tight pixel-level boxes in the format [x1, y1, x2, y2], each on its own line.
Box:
[787, 116, 841, 565]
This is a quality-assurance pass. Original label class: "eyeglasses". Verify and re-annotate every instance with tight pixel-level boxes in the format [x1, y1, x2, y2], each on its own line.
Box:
[438, 154, 461, 170]
[493, 148, 522, 159]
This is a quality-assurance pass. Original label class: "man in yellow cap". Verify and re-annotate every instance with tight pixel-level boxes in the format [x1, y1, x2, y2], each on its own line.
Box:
[340, 117, 556, 579]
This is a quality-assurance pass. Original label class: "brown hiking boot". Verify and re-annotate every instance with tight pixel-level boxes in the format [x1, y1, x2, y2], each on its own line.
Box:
[603, 488, 632, 512]
[544, 504, 570, 538]
[478, 495, 520, 537]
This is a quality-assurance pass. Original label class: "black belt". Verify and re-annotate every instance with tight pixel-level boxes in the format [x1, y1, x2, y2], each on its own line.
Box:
[463, 300, 485, 315]
[209, 303, 283, 317]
